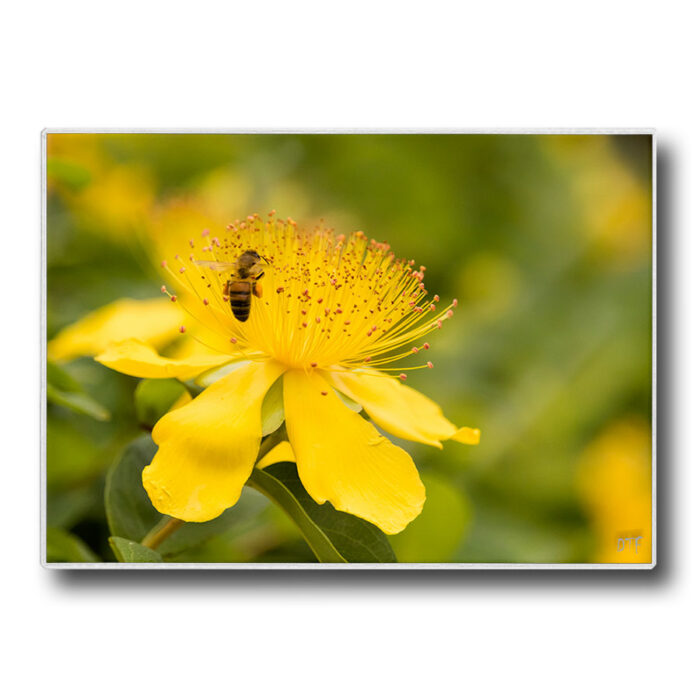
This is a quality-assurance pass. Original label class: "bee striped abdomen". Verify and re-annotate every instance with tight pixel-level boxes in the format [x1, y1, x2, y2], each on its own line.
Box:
[228, 280, 252, 322]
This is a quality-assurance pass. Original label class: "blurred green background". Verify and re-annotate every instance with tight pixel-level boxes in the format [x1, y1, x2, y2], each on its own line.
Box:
[45, 133, 653, 564]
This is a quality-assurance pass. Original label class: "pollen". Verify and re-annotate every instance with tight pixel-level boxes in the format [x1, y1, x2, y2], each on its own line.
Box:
[158, 215, 457, 373]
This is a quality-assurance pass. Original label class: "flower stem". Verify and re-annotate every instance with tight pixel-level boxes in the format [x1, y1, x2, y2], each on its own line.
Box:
[141, 516, 184, 550]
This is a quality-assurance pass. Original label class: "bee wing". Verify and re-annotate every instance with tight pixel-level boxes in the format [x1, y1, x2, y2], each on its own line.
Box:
[193, 260, 238, 271]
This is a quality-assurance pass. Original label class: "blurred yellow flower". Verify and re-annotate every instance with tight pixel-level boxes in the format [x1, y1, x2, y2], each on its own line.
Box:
[47, 134, 155, 241]
[577, 418, 652, 563]
[544, 135, 652, 267]
[95, 214, 480, 534]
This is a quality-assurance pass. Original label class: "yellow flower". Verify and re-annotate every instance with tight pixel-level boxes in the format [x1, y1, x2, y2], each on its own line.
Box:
[96, 214, 480, 534]
[48, 297, 186, 363]
[577, 418, 652, 563]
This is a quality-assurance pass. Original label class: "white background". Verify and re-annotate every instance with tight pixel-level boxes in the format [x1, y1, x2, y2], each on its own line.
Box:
[3, 1, 695, 698]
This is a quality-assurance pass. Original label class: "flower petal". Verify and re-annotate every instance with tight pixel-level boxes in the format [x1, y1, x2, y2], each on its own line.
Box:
[256, 441, 296, 470]
[327, 369, 480, 448]
[284, 370, 425, 534]
[48, 297, 184, 362]
[96, 338, 232, 380]
[144, 359, 285, 522]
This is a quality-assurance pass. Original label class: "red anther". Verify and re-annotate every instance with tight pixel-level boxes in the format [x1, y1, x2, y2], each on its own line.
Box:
[412, 347, 419, 353]
[276, 287, 284, 293]
[203, 298, 209, 305]
[447, 309, 454, 318]
[315, 317, 321, 323]
[335, 308, 343, 314]
[247, 215, 255, 222]
[437, 320, 443, 328]
[302, 322, 308, 328]
[427, 361, 434, 369]
[371, 325, 377, 332]
[301, 309, 307, 315]
[160, 285, 167, 293]
[399, 373, 407, 381]
[415, 307, 423, 313]
[452, 299, 458, 306]
[317, 298, 323, 303]
[179, 326, 186, 333]
[202, 229, 210, 236]
[310, 362, 318, 368]
[321, 391, 328, 396]
[344, 320, 351, 325]
[364, 357, 372, 362]
[419, 265, 426, 272]
[430, 304, 436, 311]
[367, 331, 373, 337]
[229, 337, 237, 343]
[170, 295, 177, 302]
[433, 294, 440, 302]
[268, 209, 276, 216]
[160, 260, 167, 268]
[179, 267, 186, 273]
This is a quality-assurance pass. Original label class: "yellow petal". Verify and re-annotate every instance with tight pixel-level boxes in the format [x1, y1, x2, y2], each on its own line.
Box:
[284, 370, 425, 535]
[144, 359, 285, 522]
[327, 369, 480, 448]
[48, 297, 185, 362]
[451, 426, 481, 445]
[95, 338, 232, 380]
[256, 441, 296, 470]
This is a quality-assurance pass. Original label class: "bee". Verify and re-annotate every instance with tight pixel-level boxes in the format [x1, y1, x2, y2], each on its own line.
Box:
[195, 250, 267, 322]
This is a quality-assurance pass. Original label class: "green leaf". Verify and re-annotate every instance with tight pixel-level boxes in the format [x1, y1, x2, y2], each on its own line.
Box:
[247, 462, 397, 563]
[47, 361, 110, 421]
[390, 473, 472, 563]
[105, 434, 268, 558]
[46, 527, 100, 563]
[109, 536, 163, 563]
[134, 378, 188, 429]
[105, 434, 160, 542]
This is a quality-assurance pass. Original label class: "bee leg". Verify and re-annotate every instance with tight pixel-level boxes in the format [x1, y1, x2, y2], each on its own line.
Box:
[253, 281, 263, 298]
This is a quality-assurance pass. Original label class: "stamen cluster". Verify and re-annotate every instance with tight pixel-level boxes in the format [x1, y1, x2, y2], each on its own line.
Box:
[160, 212, 456, 375]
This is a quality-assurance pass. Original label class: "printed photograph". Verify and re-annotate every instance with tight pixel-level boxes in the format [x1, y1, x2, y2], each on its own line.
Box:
[43, 132, 654, 566]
